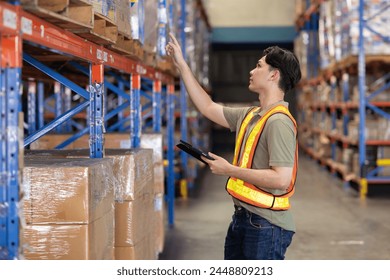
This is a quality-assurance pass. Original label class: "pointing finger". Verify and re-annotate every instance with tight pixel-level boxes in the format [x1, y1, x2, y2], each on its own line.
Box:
[169, 32, 179, 45]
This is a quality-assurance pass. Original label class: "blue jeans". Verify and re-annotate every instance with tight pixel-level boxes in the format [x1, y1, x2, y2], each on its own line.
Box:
[224, 206, 294, 260]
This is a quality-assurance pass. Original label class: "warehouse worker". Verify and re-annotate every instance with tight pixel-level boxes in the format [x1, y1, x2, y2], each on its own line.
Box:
[166, 33, 301, 260]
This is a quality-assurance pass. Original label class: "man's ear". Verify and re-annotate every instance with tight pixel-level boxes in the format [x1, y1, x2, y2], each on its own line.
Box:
[270, 69, 280, 81]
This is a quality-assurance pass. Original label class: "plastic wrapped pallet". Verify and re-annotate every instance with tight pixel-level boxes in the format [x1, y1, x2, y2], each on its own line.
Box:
[22, 157, 115, 224]
[24, 148, 155, 202]
[140, 133, 164, 194]
[335, 0, 390, 58]
[154, 193, 165, 254]
[115, 233, 156, 260]
[116, 0, 131, 37]
[318, 1, 335, 69]
[130, 0, 145, 44]
[21, 157, 115, 260]
[144, 0, 158, 54]
[22, 210, 114, 260]
[91, 0, 116, 21]
[294, 31, 309, 80]
[115, 193, 154, 247]
[30, 133, 76, 150]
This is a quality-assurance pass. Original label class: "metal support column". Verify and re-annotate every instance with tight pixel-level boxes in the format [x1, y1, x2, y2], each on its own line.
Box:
[180, 0, 189, 190]
[358, 0, 367, 198]
[0, 4, 22, 258]
[153, 80, 162, 133]
[54, 81, 62, 133]
[167, 84, 175, 226]
[37, 81, 44, 129]
[64, 87, 72, 132]
[130, 74, 141, 148]
[89, 63, 104, 158]
[118, 81, 125, 131]
[27, 80, 36, 134]
[330, 76, 337, 161]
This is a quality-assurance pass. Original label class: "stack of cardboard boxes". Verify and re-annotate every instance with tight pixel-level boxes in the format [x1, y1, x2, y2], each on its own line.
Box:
[24, 132, 165, 259]
[22, 158, 115, 259]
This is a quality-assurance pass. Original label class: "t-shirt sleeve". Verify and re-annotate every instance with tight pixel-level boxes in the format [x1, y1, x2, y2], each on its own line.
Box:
[266, 114, 296, 167]
[223, 106, 254, 132]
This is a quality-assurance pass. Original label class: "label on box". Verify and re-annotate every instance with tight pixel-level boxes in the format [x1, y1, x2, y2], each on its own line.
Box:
[154, 195, 163, 212]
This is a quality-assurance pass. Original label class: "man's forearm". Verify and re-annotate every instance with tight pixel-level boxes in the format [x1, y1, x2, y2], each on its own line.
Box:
[229, 165, 290, 191]
[177, 61, 213, 116]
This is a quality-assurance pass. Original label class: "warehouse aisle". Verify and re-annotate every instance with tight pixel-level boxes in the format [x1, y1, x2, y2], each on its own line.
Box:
[159, 152, 390, 260]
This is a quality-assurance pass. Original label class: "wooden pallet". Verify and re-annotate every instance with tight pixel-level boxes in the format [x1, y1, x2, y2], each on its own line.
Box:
[73, 12, 118, 45]
[156, 56, 178, 76]
[143, 51, 157, 68]
[108, 33, 144, 61]
[21, 0, 93, 30]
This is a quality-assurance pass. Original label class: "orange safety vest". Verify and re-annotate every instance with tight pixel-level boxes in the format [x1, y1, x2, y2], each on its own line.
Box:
[226, 105, 298, 211]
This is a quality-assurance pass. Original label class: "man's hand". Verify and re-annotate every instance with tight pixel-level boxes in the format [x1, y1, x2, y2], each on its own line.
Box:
[201, 152, 233, 176]
[165, 33, 186, 69]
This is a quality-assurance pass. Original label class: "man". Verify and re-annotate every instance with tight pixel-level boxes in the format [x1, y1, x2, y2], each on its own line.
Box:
[166, 33, 301, 260]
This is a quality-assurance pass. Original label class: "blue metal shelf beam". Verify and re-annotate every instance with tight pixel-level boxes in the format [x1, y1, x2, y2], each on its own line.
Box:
[166, 84, 175, 226]
[27, 81, 36, 134]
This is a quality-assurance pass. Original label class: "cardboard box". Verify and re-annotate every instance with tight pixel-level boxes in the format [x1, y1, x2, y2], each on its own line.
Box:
[141, 133, 164, 194]
[30, 133, 76, 150]
[22, 210, 114, 260]
[24, 148, 155, 201]
[115, 0, 130, 36]
[115, 193, 154, 247]
[154, 193, 165, 254]
[23, 157, 114, 224]
[115, 234, 156, 260]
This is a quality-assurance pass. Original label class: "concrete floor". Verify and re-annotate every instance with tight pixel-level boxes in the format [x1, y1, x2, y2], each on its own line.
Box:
[159, 152, 390, 260]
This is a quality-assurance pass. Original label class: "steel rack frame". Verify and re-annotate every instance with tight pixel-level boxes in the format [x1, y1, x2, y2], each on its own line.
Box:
[298, 0, 390, 197]
[358, 0, 390, 197]
[0, 1, 176, 259]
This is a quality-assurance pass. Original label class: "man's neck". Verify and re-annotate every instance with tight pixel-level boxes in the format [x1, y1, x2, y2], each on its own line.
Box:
[258, 91, 285, 109]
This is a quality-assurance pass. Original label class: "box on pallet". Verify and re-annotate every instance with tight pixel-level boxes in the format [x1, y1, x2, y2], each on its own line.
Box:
[130, 0, 145, 44]
[22, 157, 115, 224]
[21, 157, 115, 260]
[115, 193, 154, 247]
[115, 233, 156, 260]
[25, 148, 155, 201]
[91, 0, 116, 21]
[22, 210, 114, 260]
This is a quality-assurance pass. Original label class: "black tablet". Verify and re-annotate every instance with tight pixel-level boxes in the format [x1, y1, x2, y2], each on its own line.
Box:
[176, 139, 214, 164]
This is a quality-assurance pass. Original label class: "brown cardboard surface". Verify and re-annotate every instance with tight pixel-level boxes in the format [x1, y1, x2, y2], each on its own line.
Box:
[141, 133, 165, 194]
[22, 210, 114, 260]
[24, 148, 155, 201]
[154, 193, 165, 254]
[115, 234, 156, 260]
[30, 133, 76, 150]
[115, 193, 154, 247]
[23, 157, 114, 224]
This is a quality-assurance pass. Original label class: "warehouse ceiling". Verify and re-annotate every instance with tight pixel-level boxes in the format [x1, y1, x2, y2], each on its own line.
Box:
[202, 0, 297, 43]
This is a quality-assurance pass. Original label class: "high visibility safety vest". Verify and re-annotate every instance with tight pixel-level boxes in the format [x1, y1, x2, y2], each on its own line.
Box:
[226, 105, 298, 211]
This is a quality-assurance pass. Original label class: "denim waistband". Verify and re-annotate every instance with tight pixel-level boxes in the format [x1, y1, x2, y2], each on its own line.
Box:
[234, 204, 249, 215]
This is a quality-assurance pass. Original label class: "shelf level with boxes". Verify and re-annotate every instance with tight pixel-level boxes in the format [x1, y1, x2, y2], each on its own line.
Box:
[295, 0, 390, 196]
[0, 0, 176, 260]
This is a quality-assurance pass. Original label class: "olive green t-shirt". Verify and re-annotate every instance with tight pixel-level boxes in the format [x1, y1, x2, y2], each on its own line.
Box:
[223, 101, 297, 232]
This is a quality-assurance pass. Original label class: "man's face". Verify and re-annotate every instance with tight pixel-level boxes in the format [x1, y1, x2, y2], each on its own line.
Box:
[248, 56, 274, 92]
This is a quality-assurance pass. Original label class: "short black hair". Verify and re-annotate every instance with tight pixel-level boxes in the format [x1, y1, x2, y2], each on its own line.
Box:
[262, 46, 302, 93]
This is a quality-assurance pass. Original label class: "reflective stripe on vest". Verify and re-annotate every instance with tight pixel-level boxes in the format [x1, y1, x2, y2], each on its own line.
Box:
[226, 105, 298, 211]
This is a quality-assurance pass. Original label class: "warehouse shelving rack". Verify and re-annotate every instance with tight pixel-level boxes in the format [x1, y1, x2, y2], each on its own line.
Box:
[177, 0, 211, 193]
[0, 1, 177, 259]
[296, 0, 390, 197]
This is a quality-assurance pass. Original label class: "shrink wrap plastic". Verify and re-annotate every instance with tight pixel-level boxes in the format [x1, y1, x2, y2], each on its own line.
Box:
[21, 157, 115, 259]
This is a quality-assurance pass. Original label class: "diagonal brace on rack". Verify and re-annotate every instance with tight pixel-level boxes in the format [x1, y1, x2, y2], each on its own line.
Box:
[24, 100, 90, 147]
[366, 102, 390, 120]
[23, 54, 89, 99]
[367, 79, 390, 102]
